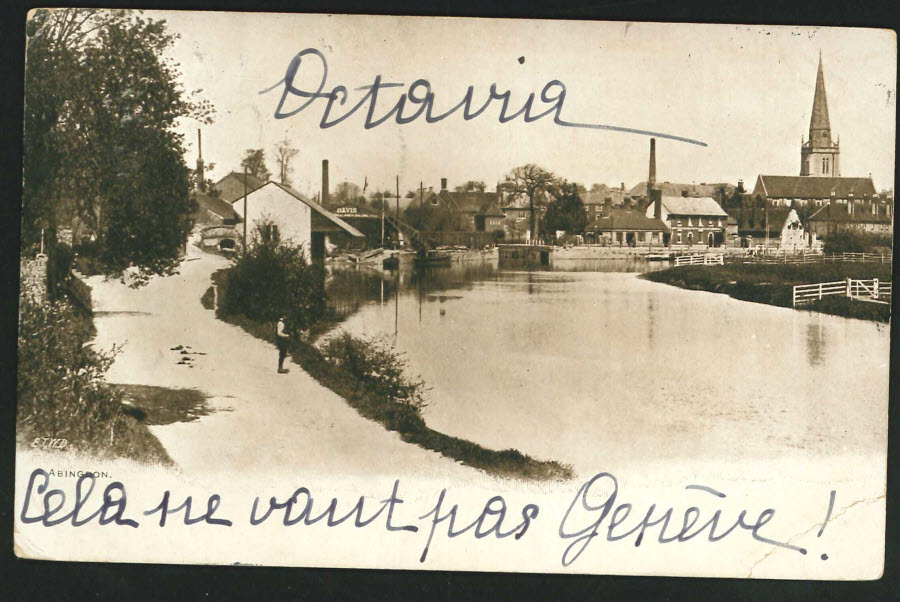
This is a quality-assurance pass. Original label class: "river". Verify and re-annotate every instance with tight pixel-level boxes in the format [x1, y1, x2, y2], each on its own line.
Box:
[325, 258, 889, 478]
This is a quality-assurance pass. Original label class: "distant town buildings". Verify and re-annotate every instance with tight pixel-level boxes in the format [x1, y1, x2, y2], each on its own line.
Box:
[188, 53, 891, 254]
[648, 196, 728, 247]
[407, 178, 505, 233]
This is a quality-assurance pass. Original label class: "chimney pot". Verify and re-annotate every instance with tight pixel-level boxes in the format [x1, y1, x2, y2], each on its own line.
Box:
[441, 178, 447, 191]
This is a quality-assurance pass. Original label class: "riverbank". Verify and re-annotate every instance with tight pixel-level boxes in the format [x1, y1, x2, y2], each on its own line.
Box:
[16, 282, 172, 466]
[209, 267, 573, 481]
[642, 262, 892, 321]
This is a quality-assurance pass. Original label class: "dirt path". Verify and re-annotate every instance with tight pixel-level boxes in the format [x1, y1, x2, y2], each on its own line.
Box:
[87, 243, 475, 482]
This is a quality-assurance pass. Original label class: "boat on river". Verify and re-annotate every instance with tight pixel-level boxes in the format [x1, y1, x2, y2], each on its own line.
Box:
[413, 249, 452, 268]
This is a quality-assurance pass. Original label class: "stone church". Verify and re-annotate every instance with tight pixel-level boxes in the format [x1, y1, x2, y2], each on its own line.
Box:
[800, 52, 840, 177]
[736, 54, 894, 244]
[746, 54, 892, 240]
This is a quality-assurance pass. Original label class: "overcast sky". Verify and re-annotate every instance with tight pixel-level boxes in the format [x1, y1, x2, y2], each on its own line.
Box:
[155, 11, 895, 197]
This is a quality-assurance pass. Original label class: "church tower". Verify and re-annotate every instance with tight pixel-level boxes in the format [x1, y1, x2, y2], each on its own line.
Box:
[800, 53, 840, 176]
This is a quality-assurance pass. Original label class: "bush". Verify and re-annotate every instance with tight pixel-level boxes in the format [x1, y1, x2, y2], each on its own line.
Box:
[50, 242, 74, 290]
[320, 332, 427, 413]
[16, 292, 170, 462]
[219, 219, 327, 332]
[823, 231, 893, 254]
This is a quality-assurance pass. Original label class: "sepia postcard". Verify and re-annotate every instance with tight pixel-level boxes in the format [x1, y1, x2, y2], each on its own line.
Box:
[14, 9, 895, 579]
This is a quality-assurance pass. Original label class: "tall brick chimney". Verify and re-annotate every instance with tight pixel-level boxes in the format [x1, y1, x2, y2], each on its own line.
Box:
[441, 177, 448, 191]
[322, 160, 329, 205]
[650, 138, 662, 220]
[196, 129, 205, 191]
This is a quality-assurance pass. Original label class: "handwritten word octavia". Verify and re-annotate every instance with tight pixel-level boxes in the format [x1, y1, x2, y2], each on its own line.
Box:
[260, 48, 707, 147]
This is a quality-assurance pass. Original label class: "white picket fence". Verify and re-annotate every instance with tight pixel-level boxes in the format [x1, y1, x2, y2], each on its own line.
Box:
[793, 278, 892, 306]
[741, 251, 892, 265]
[674, 253, 724, 267]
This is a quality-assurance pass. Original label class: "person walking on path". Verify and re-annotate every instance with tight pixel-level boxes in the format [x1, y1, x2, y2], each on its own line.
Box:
[276, 315, 290, 374]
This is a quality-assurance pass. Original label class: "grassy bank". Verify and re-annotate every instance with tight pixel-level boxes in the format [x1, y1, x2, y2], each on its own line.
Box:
[208, 268, 573, 481]
[17, 293, 172, 465]
[642, 262, 892, 322]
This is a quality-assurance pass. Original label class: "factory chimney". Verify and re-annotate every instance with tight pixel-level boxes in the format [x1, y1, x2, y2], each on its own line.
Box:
[322, 160, 330, 205]
[196, 129, 205, 191]
[650, 138, 662, 219]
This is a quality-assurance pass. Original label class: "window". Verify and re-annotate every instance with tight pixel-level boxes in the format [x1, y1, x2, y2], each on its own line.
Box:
[677, 220, 682, 227]
[687, 218, 693, 226]
[261, 224, 280, 244]
[677, 232, 682, 243]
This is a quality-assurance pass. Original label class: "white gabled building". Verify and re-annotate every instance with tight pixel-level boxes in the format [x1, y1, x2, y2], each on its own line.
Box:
[231, 181, 363, 261]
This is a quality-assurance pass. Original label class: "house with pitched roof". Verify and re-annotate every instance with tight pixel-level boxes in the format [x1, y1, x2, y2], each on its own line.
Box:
[646, 196, 729, 247]
[231, 181, 363, 261]
[190, 191, 240, 226]
[406, 178, 505, 233]
[726, 206, 809, 250]
[214, 171, 268, 203]
[585, 206, 669, 246]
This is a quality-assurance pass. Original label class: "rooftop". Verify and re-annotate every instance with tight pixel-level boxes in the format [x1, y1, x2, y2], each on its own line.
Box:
[660, 196, 729, 217]
[586, 208, 669, 232]
[753, 175, 877, 199]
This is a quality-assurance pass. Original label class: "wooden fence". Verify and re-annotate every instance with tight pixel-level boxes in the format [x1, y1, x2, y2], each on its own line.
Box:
[674, 253, 724, 267]
[793, 278, 892, 306]
[742, 251, 891, 265]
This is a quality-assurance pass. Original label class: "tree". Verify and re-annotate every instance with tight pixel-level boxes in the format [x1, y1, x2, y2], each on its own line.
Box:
[272, 139, 299, 185]
[23, 9, 213, 281]
[221, 218, 327, 331]
[454, 180, 485, 193]
[333, 181, 362, 205]
[240, 149, 271, 182]
[23, 9, 122, 297]
[542, 184, 588, 237]
[504, 164, 560, 241]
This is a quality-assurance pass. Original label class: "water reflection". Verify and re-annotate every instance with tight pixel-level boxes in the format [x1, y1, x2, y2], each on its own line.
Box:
[806, 315, 826, 366]
[324, 256, 888, 474]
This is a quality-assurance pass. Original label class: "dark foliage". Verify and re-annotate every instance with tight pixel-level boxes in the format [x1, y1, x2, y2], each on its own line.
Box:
[16, 292, 171, 463]
[49, 242, 74, 299]
[542, 185, 588, 236]
[823, 231, 893, 254]
[23, 9, 212, 278]
[219, 220, 327, 331]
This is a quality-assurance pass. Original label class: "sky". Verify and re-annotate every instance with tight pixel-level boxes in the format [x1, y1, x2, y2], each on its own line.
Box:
[151, 11, 896, 197]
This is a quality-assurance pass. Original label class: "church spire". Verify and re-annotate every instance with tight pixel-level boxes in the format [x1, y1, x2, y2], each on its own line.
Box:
[809, 51, 832, 146]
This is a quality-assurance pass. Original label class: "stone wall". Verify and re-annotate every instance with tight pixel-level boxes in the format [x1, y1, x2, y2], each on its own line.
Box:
[19, 256, 48, 304]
